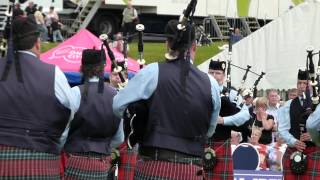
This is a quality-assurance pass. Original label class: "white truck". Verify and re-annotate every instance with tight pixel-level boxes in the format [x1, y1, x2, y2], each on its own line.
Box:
[69, 0, 296, 35]
[0, 0, 298, 36]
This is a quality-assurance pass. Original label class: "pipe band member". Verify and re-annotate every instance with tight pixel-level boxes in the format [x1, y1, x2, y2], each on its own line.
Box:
[113, 19, 221, 179]
[64, 49, 123, 179]
[0, 15, 80, 179]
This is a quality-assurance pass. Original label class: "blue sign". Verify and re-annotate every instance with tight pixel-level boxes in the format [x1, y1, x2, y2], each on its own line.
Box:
[234, 170, 283, 180]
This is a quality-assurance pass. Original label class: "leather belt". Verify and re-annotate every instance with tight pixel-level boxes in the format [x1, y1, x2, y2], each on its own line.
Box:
[139, 147, 202, 166]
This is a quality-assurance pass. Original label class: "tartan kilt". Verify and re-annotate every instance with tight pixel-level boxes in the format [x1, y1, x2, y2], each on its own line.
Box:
[0, 144, 61, 179]
[282, 146, 320, 180]
[118, 143, 138, 180]
[205, 139, 233, 180]
[64, 152, 111, 180]
[134, 157, 204, 180]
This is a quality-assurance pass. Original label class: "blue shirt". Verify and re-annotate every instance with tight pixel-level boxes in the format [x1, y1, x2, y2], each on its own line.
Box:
[306, 104, 320, 146]
[113, 62, 221, 138]
[278, 100, 297, 146]
[223, 105, 250, 126]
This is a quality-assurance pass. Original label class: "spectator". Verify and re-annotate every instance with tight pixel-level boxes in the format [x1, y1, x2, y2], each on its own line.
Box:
[230, 130, 242, 154]
[242, 88, 254, 108]
[51, 18, 64, 42]
[47, 6, 59, 21]
[266, 89, 280, 143]
[243, 97, 274, 145]
[267, 133, 287, 171]
[231, 28, 243, 44]
[266, 89, 280, 116]
[25, 1, 36, 16]
[250, 128, 268, 170]
[13, 3, 24, 19]
[111, 32, 129, 54]
[34, 6, 48, 42]
[287, 88, 298, 100]
[121, 0, 138, 41]
[231, 130, 242, 146]
[45, 6, 59, 42]
[108, 71, 121, 90]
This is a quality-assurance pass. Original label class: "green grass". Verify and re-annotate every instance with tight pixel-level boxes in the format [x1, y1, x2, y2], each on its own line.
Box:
[41, 41, 226, 66]
[41, 42, 59, 53]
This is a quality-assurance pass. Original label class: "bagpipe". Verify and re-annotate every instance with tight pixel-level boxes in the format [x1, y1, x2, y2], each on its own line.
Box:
[290, 46, 320, 175]
[99, 34, 128, 89]
[304, 46, 320, 112]
[222, 61, 265, 106]
[100, 26, 147, 179]
[221, 27, 265, 101]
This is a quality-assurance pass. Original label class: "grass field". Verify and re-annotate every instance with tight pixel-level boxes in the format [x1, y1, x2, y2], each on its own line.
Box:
[41, 41, 226, 66]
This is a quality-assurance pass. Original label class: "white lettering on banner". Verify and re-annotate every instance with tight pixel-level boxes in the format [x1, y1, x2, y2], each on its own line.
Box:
[48, 45, 87, 64]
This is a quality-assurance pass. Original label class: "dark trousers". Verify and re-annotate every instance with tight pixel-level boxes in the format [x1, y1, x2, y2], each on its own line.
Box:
[122, 22, 134, 42]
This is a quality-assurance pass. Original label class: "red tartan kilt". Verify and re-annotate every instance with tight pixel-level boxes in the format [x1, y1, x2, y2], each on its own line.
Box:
[60, 151, 67, 178]
[134, 158, 204, 180]
[205, 139, 233, 180]
[64, 153, 111, 180]
[0, 145, 61, 179]
[118, 143, 138, 180]
[283, 146, 320, 179]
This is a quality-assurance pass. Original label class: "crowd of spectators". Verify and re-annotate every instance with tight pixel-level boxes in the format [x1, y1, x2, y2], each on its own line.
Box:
[231, 88, 297, 172]
[13, 1, 64, 43]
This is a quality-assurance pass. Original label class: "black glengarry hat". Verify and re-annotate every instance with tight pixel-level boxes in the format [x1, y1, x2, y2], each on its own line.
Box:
[298, 69, 308, 80]
[209, 59, 226, 72]
[81, 49, 105, 66]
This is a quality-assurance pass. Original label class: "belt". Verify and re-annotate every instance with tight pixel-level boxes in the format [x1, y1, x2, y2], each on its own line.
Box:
[68, 152, 111, 160]
[139, 147, 202, 166]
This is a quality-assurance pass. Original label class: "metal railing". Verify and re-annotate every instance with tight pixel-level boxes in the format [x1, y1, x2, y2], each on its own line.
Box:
[60, 18, 76, 38]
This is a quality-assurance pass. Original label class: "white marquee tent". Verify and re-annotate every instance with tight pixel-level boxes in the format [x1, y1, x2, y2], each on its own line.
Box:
[198, 1, 320, 90]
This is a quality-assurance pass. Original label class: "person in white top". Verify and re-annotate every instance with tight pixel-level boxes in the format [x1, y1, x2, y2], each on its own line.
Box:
[34, 6, 48, 42]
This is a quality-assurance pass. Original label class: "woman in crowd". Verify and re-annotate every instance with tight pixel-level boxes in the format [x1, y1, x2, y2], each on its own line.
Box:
[243, 97, 275, 145]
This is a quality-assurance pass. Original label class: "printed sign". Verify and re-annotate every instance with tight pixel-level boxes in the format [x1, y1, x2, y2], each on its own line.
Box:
[234, 170, 283, 180]
[49, 45, 87, 64]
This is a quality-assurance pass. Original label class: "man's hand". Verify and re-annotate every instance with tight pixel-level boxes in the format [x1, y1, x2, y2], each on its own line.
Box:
[300, 132, 311, 142]
[217, 116, 224, 125]
[294, 140, 306, 152]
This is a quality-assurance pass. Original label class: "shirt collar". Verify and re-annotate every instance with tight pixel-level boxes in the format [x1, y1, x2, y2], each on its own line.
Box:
[88, 76, 99, 82]
[18, 50, 37, 57]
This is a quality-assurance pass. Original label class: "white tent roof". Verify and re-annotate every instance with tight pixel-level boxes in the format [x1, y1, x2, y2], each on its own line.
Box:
[198, 1, 320, 90]
[248, 0, 295, 19]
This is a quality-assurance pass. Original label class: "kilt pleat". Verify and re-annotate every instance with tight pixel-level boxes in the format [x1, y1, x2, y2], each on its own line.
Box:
[118, 143, 138, 180]
[0, 144, 60, 179]
[205, 139, 233, 180]
[133, 158, 204, 180]
[282, 146, 320, 180]
[64, 152, 111, 180]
